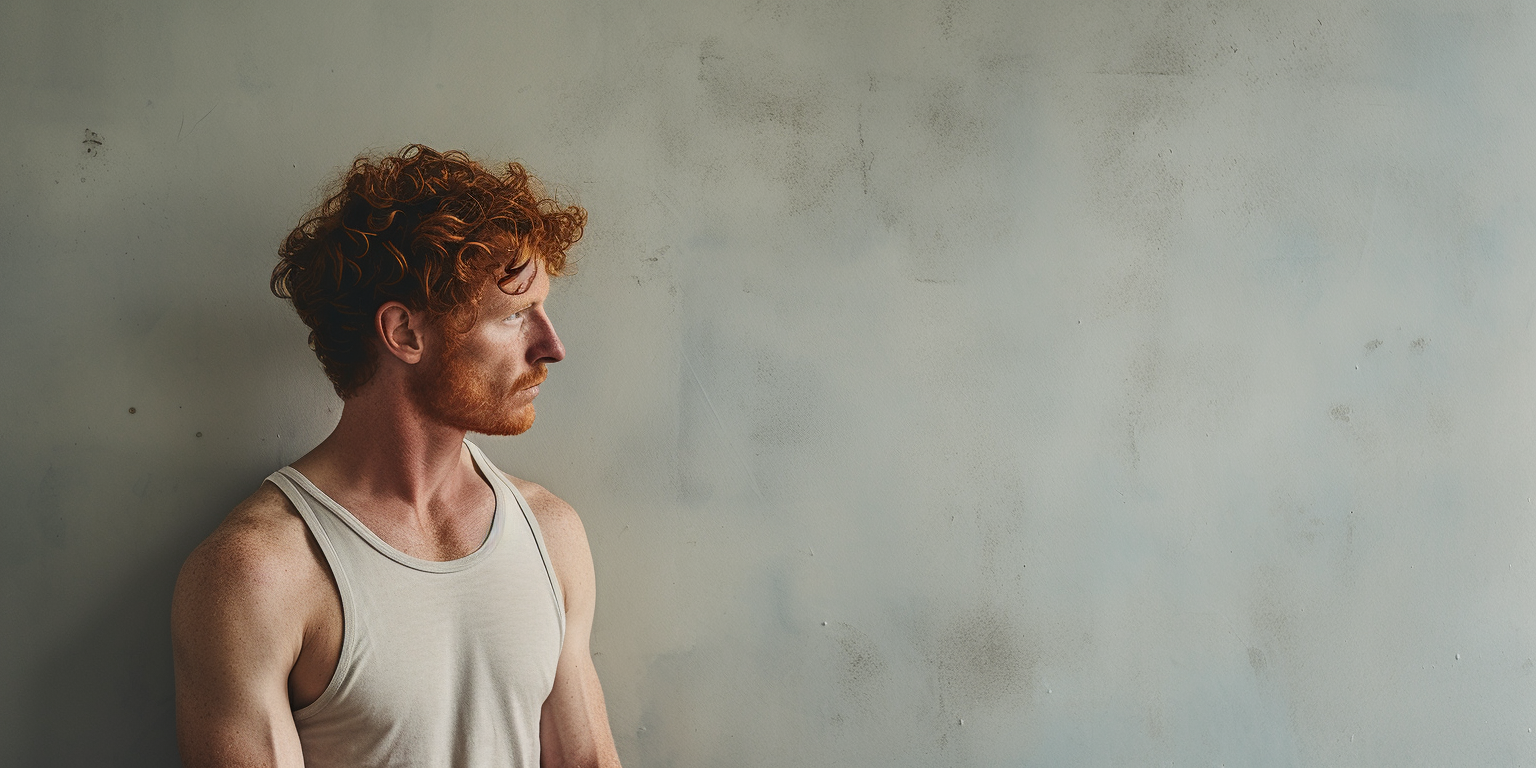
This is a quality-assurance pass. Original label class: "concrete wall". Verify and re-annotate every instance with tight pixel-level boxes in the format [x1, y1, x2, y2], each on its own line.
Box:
[4, 0, 1535, 764]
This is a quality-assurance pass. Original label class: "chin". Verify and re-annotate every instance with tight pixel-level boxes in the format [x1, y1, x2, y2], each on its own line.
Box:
[473, 406, 536, 437]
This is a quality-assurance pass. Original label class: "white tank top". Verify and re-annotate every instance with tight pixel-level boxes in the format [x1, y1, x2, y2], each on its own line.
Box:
[265, 440, 565, 768]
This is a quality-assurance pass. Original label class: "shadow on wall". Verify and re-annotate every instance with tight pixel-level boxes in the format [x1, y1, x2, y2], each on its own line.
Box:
[21, 556, 182, 767]
[10, 289, 325, 767]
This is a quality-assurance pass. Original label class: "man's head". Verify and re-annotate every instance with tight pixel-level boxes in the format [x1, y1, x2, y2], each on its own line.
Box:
[272, 145, 584, 432]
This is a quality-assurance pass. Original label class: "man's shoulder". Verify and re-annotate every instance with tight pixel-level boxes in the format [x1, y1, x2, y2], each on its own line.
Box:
[174, 480, 324, 613]
[501, 472, 595, 601]
[504, 473, 580, 530]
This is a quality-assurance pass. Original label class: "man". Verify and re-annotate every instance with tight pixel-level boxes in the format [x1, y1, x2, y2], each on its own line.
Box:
[171, 145, 621, 767]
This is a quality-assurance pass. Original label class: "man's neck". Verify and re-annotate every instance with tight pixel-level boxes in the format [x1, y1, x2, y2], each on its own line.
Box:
[289, 380, 480, 520]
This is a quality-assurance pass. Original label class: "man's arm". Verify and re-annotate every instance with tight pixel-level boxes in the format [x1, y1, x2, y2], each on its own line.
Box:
[514, 478, 622, 768]
[171, 485, 319, 768]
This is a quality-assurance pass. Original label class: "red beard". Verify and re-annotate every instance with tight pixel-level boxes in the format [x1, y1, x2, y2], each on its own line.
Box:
[412, 336, 547, 436]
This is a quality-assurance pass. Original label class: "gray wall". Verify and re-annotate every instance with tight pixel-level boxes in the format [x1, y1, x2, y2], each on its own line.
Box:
[4, 0, 1534, 765]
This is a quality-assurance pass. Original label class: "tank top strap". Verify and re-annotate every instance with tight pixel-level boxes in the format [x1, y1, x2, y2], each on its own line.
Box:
[264, 468, 360, 720]
[265, 449, 564, 765]
[266, 467, 358, 592]
[463, 440, 567, 644]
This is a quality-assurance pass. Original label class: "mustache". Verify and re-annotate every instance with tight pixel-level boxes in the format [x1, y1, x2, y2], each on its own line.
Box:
[512, 365, 548, 392]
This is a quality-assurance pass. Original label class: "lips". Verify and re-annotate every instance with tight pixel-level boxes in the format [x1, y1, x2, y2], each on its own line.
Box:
[509, 365, 547, 400]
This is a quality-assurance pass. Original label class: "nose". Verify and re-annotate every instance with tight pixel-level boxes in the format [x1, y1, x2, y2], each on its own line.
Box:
[529, 308, 565, 365]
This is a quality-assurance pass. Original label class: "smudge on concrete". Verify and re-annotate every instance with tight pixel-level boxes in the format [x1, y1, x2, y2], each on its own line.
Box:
[1248, 646, 1267, 676]
[81, 129, 103, 158]
[831, 622, 890, 705]
[929, 604, 1034, 705]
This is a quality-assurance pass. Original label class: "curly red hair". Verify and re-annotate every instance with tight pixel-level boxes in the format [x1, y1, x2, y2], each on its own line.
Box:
[272, 144, 586, 398]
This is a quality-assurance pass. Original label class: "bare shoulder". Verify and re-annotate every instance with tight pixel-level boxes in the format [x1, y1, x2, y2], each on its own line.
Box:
[503, 474, 595, 605]
[173, 481, 327, 626]
[505, 474, 584, 541]
[173, 481, 329, 767]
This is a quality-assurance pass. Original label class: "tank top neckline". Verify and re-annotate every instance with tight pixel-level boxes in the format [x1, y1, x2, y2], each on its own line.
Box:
[274, 439, 507, 574]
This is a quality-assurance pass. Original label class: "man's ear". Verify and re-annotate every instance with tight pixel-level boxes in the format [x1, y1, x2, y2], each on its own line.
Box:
[376, 301, 427, 364]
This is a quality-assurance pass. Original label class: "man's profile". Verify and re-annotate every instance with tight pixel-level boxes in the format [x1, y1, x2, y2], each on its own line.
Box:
[171, 145, 621, 767]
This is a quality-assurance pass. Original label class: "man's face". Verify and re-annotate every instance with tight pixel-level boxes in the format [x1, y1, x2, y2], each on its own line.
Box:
[411, 259, 565, 436]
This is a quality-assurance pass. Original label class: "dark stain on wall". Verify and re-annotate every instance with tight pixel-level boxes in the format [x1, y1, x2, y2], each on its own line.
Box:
[931, 604, 1034, 704]
[1247, 645, 1267, 676]
[920, 78, 984, 156]
[82, 129, 104, 158]
[831, 621, 890, 705]
[697, 38, 827, 137]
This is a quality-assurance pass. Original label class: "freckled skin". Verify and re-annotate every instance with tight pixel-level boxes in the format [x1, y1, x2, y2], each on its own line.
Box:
[171, 262, 621, 768]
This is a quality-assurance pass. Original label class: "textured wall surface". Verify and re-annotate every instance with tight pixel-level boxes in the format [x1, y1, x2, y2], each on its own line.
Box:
[4, 0, 1535, 765]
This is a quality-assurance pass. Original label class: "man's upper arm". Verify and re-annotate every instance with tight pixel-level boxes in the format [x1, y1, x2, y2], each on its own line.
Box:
[513, 477, 621, 768]
[171, 489, 310, 768]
